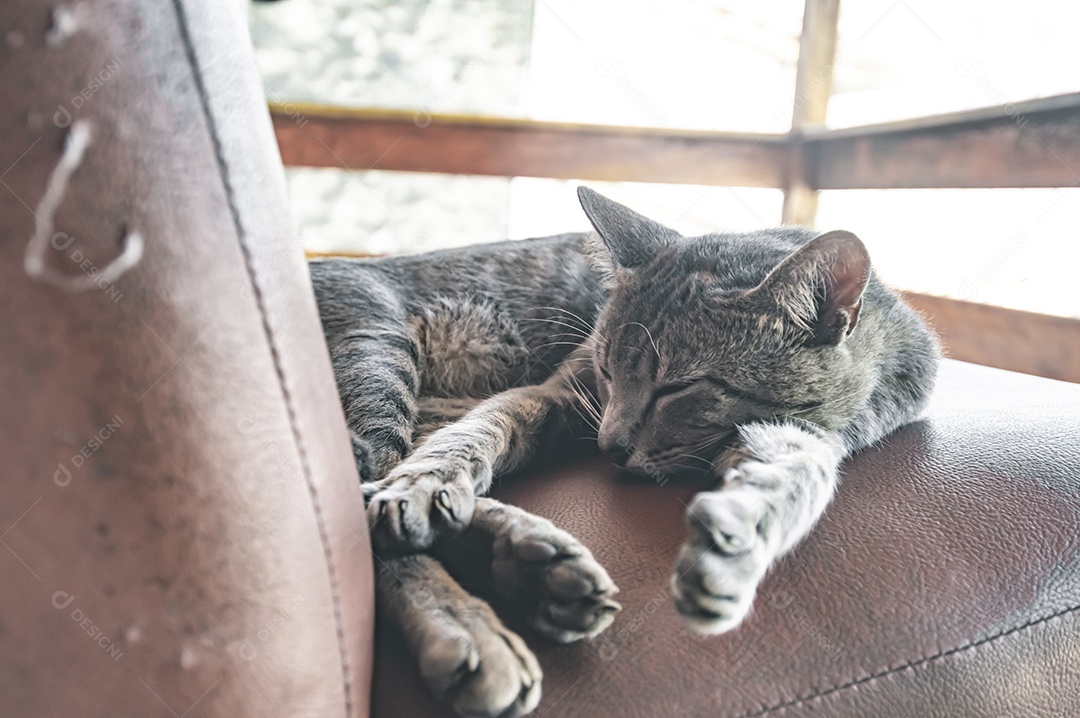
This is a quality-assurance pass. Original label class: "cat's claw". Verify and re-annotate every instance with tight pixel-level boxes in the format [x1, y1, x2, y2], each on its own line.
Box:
[488, 509, 621, 643]
[415, 590, 542, 718]
[366, 465, 476, 554]
[671, 488, 773, 635]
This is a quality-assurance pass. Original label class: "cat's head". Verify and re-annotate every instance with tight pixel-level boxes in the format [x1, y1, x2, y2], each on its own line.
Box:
[577, 187, 873, 477]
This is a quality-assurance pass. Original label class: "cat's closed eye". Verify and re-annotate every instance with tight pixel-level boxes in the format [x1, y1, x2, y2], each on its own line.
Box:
[652, 381, 697, 401]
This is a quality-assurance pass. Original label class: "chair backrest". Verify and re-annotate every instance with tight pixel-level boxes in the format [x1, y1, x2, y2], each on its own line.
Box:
[0, 2, 373, 716]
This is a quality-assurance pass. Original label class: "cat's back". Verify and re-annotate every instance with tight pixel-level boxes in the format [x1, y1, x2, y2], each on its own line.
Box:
[310, 232, 598, 306]
[309, 233, 607, 366]
[309, 232, 606, 396]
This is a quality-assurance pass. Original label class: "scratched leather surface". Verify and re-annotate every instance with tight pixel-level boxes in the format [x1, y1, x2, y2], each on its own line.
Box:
[0, 1, 372, 716]
[373, 360, 1080, 717]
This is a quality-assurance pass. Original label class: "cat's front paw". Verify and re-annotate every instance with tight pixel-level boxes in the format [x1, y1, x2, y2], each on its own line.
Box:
[671, 488, 773, 635]
[366, 461, 477, 554]
[415, 592, 542, 718]
[490, 512, 621, 643]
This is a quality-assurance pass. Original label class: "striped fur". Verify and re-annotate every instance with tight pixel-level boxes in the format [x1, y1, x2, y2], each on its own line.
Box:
[311, 188, 939, 716]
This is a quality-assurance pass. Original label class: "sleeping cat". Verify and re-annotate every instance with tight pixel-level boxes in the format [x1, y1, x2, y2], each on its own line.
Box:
[310, 187, 940, 717]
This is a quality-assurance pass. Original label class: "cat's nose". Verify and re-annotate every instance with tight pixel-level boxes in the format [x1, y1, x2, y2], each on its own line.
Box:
[598, 414, 630, 453]
[596, 423, 617, 455]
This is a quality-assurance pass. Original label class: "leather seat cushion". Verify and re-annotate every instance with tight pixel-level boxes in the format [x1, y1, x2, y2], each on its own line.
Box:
[372, 359, 1080, 717]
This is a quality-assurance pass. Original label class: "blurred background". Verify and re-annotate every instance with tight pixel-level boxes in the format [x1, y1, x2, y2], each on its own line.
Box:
[246, 0, 1079, 322]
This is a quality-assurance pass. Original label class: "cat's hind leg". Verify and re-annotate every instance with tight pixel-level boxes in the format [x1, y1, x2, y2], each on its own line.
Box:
[435, 497, 621, 644]
[378, 553, 542, 718]
[329, 326, 421, 484]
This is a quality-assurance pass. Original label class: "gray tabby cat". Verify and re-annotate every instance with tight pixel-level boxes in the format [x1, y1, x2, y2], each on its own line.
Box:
[310, 187, 939, 718]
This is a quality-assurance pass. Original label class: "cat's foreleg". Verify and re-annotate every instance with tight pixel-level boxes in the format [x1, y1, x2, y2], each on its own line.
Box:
[330, 327, 421, 482]
[671, 421, 845, 634]
[377, 553, 542, 718]
[364, 377, 581, 554]
[433, 497, 621, 644]
[364, 344, 594, 553]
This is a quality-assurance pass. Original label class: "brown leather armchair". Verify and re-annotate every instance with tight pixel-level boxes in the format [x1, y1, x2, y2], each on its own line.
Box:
[3, 2, 1079, 717]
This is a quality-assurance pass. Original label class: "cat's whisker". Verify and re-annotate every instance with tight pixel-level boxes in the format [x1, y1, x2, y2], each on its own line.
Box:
[568, 399, 599, 432]
[569, 394, 601, 433]
[531, 305, 599, 335]
[680, 453, 718, 471]
[533, 340, 592, 354]
[652, 444, 719, 474]
[672, 462, 707, 476]
[519, 316, 592, 339]
[527, 313, 596, 341]
[574, 395, 600, 423]
[567, 373, 603, 427]
[619, 321, 661, 364]
[518, 323, 587, 341]
[575, 392, 602, 427]
[687, 431, 734, 456]
[532, 304, 593, 324]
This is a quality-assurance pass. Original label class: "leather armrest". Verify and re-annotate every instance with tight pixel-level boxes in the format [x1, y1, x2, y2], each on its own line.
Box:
[0, 2, 373, 716]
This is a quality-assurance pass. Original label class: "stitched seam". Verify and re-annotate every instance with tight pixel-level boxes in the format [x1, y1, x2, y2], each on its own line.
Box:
[738, 602, 1080, 717]
[172, 5, 353, 715]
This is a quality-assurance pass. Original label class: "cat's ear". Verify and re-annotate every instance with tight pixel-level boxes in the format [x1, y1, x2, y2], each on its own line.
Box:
[577, 186, 680, 273]
[752, 230, 871, 345]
